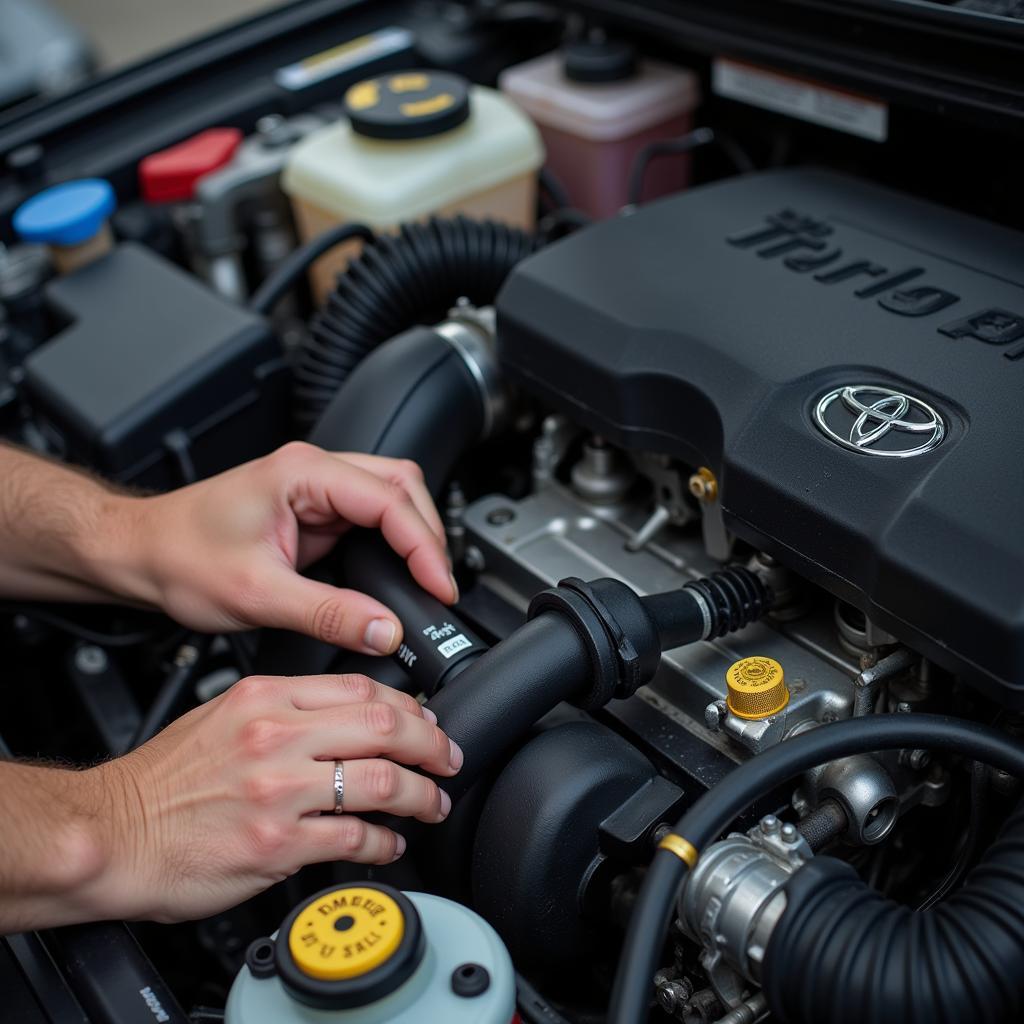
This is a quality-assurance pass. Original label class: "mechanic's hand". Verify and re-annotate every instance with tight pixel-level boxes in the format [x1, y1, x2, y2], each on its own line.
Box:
[113, 443, 456, 655]
[87, 674, 462, 923]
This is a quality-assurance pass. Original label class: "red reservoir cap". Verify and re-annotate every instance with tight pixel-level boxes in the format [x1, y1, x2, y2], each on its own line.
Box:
[139, 127, 243, 202]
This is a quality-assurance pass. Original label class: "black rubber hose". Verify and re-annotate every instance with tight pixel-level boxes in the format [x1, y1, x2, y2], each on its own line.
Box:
[256, 326, 488, 678]
[248, 221, 374, 316]
[424, 612, 590, 802]
[608, 715, 1024, 1024]
[308, 325, 485, 497]
[764, 800, 1024, 1024]
[294, 216, 536, 429]
[338, 535, 488, 696]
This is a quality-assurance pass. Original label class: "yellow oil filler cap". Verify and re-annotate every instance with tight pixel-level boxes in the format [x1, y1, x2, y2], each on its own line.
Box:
[726, 657, 789, 720]
[288, 886, 405, 981]
[277, 884, 427, 1010]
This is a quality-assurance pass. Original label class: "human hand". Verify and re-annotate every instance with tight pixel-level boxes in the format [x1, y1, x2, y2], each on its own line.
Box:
[104, 443, 456, 655]
[85, 674, 462, 923]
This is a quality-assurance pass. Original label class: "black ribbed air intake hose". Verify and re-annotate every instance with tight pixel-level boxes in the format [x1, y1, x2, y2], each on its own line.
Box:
[294, 217, 537, 428]
[763, 800, 1024, 1024]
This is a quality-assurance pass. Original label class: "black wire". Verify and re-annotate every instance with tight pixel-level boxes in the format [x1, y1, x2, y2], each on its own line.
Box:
[0, 604, 167, 647]
[609, 714, 1024, 1024]
[916, 759, 989, 910]
[626, 126, 755, 207]
[249, 221, 375, 316]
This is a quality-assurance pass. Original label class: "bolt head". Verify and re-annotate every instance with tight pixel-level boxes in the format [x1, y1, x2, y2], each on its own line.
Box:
[760, 814, 781, 834]
[655, 979, 692, 1014]
[704, 700, 727, 731]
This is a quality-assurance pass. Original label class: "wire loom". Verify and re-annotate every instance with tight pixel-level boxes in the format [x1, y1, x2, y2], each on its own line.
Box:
[293, 217, 537, 429]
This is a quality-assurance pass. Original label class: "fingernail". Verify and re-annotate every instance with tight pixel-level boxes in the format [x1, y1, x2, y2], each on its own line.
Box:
[392, 834, 407, 861]
[422, 707, 438, 725]
[449, 739, 464, 772]
[449, 573, 460, 603]
[365, 619, 397, 654]
[439, 790, 452, 819]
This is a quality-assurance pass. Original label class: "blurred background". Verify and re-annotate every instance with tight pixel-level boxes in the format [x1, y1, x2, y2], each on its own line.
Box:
[1, 0, 281, 113]
[53, 0, 281, 70]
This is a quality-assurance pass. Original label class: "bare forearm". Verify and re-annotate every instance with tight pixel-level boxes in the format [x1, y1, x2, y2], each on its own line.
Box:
[0, 759, 131, 932]
[0, 444, 145, 602]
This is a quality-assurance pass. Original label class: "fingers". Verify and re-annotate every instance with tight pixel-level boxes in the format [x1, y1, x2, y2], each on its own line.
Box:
[303, 759, 450, 822]
[284, 674, 434, 722]
[299, 701, 462, 777]
[289, 448, 455, 605]
[299, 815, 407, 866]
[333, 453, 445, 542]
[251, 572, 405, 654]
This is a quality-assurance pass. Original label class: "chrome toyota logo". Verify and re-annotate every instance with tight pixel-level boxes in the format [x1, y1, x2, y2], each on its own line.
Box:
[813, 385, 945, 458]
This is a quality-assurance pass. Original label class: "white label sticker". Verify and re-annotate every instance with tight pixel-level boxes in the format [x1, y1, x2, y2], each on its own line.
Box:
[437, 634, 472, 660]
[712, 58, 888, 142]
[275, 27, 413, 91]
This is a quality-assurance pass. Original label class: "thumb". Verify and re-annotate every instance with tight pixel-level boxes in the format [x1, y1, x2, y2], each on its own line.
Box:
[258, 569, 404, 654]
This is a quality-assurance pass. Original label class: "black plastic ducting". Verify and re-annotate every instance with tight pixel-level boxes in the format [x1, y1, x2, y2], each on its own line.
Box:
[472, 720, 656, 967]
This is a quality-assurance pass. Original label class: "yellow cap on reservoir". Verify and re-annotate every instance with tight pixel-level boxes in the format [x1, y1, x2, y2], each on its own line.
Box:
[726, 657, 789, 720]
[287, 886, 405, 982]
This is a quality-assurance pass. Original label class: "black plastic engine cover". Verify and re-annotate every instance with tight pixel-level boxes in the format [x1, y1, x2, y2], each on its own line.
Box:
[496, 169, 1024, 706]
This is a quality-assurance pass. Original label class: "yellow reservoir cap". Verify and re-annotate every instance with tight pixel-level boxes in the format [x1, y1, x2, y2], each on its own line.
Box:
[726, 657, 789, 720]
[287, 886, 405, 982]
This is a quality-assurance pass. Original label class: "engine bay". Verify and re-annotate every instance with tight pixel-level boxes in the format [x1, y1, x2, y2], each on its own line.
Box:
[3, 2, 1024, 1022]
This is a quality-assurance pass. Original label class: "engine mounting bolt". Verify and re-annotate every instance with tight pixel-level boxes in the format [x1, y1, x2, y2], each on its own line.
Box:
[687, 466, 718, 502]
[704, 699, 728, 731]
[760, 815, 781, 835]
[780, 823, 798, 843]
[74, 644, 108, 675]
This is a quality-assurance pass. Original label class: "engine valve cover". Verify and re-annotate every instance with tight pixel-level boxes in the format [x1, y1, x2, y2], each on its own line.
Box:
[496, 169, 1024, 705]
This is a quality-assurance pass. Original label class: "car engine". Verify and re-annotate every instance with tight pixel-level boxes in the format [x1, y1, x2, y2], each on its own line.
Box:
[2, 3, 1024, 1023]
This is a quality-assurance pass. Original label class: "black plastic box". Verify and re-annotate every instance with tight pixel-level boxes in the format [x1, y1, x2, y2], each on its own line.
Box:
[23, 242, 287, 489]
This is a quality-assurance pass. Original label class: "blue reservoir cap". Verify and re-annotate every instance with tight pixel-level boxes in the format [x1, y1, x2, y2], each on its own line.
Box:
[13, 179, 116, 247]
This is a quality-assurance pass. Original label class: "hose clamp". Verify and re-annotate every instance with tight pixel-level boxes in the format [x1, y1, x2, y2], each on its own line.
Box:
[435, 308, 506, 439]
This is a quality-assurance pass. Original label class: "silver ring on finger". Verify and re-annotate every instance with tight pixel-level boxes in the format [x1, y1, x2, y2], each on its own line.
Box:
[333, 760, 345, 814]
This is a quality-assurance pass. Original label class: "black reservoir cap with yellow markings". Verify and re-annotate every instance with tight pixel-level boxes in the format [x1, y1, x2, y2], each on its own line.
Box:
[344, 70, 471, 140]
[275, 884, 425, 1009]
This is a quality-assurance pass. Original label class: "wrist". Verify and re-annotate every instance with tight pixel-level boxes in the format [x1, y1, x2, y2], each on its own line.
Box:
[68, 758, 151, 922]
[79, 492, 164, 608]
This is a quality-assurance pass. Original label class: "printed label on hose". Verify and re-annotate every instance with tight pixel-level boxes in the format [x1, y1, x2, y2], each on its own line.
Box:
[421, 621, 474, 660]
[275, 27, 414, 91]
[438, 634, 472, 659]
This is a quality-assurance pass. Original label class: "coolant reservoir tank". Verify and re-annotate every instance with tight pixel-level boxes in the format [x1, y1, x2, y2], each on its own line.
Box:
[282, 69, 543, 300]
[226, 884, 517, 1023]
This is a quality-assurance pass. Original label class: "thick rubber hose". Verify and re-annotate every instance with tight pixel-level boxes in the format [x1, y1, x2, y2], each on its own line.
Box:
[308, 325, 484, 497]
[294, 217, 535, 429]
[609, 715, 1024, 1024]
[763, 801, 1024, 1024]
[423, 613, 590, 802]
